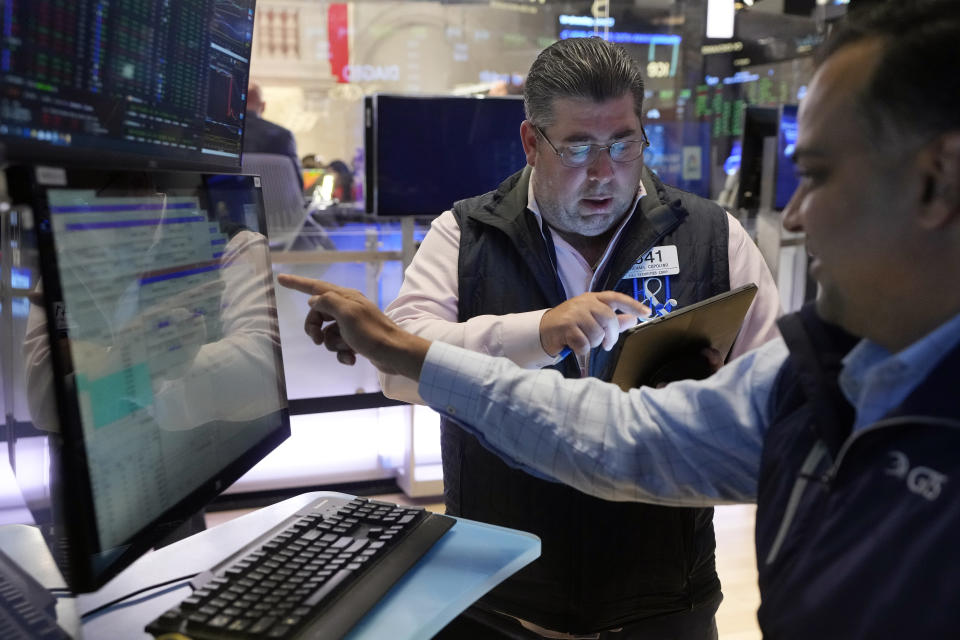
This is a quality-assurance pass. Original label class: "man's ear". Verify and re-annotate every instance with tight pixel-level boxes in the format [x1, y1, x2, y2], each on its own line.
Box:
[520, 120, 539, 167]
[919, 131, 960, 229]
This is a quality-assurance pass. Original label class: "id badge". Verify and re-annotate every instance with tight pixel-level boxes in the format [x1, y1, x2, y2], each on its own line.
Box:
[623, 245, 680, 279]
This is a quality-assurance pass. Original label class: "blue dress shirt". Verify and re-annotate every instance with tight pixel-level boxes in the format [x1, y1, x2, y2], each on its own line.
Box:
[418, 311, 960, 506]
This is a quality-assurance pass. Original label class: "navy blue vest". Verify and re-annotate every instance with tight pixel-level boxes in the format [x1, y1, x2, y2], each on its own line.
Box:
[443, 166, 731, 632]
[757, 305, 960, 638]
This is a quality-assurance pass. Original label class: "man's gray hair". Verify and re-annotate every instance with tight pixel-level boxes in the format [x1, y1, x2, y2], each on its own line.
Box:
[523, 37, 645, 128]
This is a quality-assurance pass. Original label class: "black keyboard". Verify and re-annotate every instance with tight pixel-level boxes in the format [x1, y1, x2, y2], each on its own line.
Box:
[0, 548, 70, 640]
[146, 495, 454, 639]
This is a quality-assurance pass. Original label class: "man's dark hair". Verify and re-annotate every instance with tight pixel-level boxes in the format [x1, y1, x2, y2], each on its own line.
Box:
[523, 37, 645, 128]
[819, 0, 960, 143]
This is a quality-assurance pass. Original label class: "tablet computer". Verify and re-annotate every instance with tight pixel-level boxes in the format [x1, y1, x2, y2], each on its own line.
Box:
[609, 283, 759, 391]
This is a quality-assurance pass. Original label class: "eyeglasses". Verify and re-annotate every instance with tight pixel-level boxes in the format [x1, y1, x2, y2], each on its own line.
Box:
[535, 124, 650, 169]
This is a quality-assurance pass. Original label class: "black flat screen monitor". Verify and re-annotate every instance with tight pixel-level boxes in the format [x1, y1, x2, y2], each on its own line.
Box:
[734, 104, 800, 212]
[365, 94, 527, 216]
[735, 106, 778, 212]
[0, 0, 255, 172]
[4, 165, 290, 592]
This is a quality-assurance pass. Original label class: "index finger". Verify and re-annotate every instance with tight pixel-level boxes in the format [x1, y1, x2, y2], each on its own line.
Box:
[277, 273, 346, 297]
[594, 291, 651, 317]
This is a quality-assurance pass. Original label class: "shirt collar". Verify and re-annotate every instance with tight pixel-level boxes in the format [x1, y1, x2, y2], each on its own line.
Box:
[840, 309, 960, 428]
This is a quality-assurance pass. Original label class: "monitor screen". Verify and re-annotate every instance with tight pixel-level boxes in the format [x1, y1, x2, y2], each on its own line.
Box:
[0, 0, 255, 172]
[774, 104, 799, 210]
[365, 94, 528, 216]
[735, 106, 778, 211]
[4, 165, 289, 591]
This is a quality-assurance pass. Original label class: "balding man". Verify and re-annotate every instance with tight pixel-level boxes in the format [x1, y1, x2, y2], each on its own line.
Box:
[243, 81, 302, 189]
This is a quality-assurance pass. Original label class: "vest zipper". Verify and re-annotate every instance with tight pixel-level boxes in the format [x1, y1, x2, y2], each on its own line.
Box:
[764, 439, 829, 566]
[765, 415, 960, 566]
[820, 415, 960, 485]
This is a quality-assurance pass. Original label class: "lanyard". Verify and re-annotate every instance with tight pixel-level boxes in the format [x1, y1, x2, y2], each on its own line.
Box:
[634, 275, 675, 317]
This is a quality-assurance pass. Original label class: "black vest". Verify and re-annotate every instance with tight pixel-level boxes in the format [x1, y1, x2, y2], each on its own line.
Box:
[442, 166, 731, 632]
[756, 306, 960, 638]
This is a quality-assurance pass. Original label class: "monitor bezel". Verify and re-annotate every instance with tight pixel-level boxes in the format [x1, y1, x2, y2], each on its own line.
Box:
[0, 136, 245, 176]
[6, 164, 291, 592]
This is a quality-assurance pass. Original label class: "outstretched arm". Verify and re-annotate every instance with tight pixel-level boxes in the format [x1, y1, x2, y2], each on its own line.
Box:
[281, 273, 646, 380]
[278, 273, 782, 506]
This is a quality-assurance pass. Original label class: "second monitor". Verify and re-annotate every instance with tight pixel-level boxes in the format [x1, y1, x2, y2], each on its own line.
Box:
[364, 94, 528, 216]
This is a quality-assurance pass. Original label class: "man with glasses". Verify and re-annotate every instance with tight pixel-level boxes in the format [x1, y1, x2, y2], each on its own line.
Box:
[377, 37, 781, 639]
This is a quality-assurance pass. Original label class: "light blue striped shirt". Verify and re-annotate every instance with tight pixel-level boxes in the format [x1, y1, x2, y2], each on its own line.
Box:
[419, 311, 960, 506]
[840, 311, 960, 430]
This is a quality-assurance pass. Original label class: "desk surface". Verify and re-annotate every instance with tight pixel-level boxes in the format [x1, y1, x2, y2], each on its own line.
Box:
[3, 492, 540, 639]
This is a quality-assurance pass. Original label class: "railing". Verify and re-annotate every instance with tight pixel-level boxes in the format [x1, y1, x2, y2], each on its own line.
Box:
[268, 214, 442, 497]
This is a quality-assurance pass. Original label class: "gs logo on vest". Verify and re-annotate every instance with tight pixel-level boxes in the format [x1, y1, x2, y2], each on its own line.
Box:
[885, 450, 947, 501]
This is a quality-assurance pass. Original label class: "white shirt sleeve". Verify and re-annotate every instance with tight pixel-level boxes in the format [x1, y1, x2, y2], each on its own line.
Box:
[726, 212, 784, 359]
[419, 337, 789, 506]
[378, 210, 556, 404]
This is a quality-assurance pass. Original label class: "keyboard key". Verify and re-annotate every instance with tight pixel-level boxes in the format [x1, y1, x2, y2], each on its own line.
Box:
[346, 539, 368, 553]
[305, 569, 352, 606]
[228, 619, 252, 632]
[208, 614, 233, 628]
[248, 616, 276, 634]
[332, 536, 353, 549]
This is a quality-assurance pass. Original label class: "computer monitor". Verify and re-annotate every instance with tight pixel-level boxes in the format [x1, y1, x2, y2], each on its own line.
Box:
[2, 165, 290, 592]
[364, 94, 528, 216]
[735, 106, 779, 211]
[0, 0, 255, 172]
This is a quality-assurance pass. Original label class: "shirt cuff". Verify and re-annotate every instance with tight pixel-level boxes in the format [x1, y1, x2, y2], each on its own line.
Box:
[499, 309, 559, 368]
